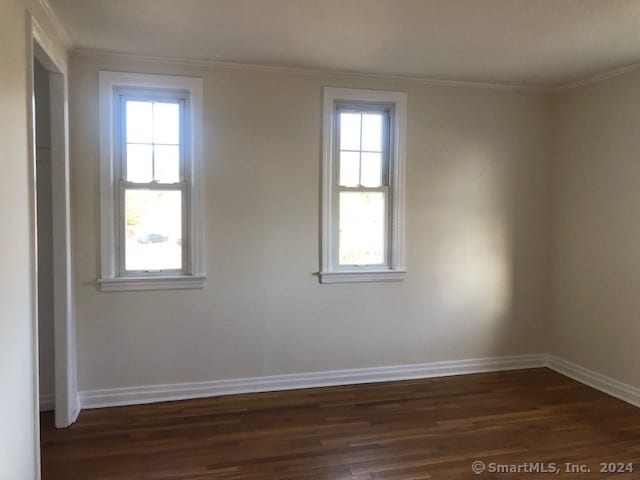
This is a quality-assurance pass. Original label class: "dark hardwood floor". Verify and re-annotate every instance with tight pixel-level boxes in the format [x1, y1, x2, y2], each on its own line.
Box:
[41, 368, 640, 479]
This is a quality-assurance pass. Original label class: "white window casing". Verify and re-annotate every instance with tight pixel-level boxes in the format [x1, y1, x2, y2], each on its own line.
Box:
[320, 87, 407, 284]
[98, 71, 205, 291]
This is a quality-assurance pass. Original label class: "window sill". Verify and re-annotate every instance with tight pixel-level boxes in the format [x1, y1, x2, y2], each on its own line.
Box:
[99, 275, 206, 292]
[319, 270, 406, 284]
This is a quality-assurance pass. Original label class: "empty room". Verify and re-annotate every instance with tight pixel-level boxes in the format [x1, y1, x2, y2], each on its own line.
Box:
[2, 0, 640, 478]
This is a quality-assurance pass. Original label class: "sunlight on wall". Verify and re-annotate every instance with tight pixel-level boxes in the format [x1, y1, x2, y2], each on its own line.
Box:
[430, 145, 513, 331]
[434, 217, 511, 322]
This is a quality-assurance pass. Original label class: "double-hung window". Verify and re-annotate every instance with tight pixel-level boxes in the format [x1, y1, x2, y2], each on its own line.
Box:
[320, 87, 407, 283]
[98, 72, 205, 291]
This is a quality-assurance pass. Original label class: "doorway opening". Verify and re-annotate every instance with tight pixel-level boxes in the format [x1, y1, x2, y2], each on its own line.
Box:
[29, 17, 79, 448]
[34, 58, 56, 416]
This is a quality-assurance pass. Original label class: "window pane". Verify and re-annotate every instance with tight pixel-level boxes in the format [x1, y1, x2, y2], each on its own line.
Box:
[126, 144, 153, 182]
[125, 189, 182, 271]
[339, 191, 385, 265]
[153, 102, 180, 145]
[126, 101, 152, 143]
[361, 113, 383, 152]
[339, 151, 360, 186]
[360, 152, 382, 187]
[339, 112, 361, 151]
[154, 145, 180, 183]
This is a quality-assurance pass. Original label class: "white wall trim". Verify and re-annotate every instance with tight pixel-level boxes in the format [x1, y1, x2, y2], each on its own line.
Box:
[99, 275, 206, 292]
[98, 71, 205, 291]
[80, 354, 545, 409]
[77, 354, 640, 412]
[72, 48, 550, 93]
[31, 16, 66, 71]
[546, 355, 640, 408]
[30, 16, 79, 430]
[319, 270, 407, 284]
[36, 0, 72, 49]
[73, 48, 640, 94]
[553, 62, 640, 93]
[25, 17, 42, 478]
[39, 393, 54, 412]
[320, 87, 407, 283]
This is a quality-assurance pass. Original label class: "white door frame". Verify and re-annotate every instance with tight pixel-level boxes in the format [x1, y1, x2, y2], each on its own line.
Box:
[27, 14, 79, 435]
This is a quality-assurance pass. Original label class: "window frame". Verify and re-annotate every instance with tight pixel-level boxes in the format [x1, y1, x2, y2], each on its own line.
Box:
[98, 71, 205, 292]
[320, 87, 407, 284]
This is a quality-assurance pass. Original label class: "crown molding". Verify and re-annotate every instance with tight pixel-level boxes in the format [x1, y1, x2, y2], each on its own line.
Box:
[36, 0, 72, 49]
[71, 47, 551, 93]
[71, 47, 640, 94]
[553, 61, 640, 93]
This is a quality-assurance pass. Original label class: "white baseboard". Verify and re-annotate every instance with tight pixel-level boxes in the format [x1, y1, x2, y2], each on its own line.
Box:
[39, 393, 54, 412]
[77, 354, 640, 411]
[80, 353, 545, 409]
[546, 354, 640, 408]
[71, 393, 81, 423]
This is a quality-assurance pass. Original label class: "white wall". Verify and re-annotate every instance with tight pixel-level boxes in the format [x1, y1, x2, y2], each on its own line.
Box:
[70, 55, 553, 392]
[551, 71, 640, 387]
[0, 0, 68, 477]
[0, 2, 38, 476]
[34, 58, 55, 409]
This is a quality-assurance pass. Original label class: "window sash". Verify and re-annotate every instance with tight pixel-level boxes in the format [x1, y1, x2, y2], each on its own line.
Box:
[117, 93, 186, 185]
[335, 104, 391, 188]
[333, 103, 393, 269]
[333, 185, 390, 269]
[117, 182, 188, 276]
[114, 89, 190, 277]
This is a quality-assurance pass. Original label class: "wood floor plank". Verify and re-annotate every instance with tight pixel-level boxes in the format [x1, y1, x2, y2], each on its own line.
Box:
[41, 368, 640, 479]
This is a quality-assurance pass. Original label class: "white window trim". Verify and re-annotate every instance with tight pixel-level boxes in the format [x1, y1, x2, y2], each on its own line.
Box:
[98, 71, 205, 292]
[320, 87, 407, 284]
